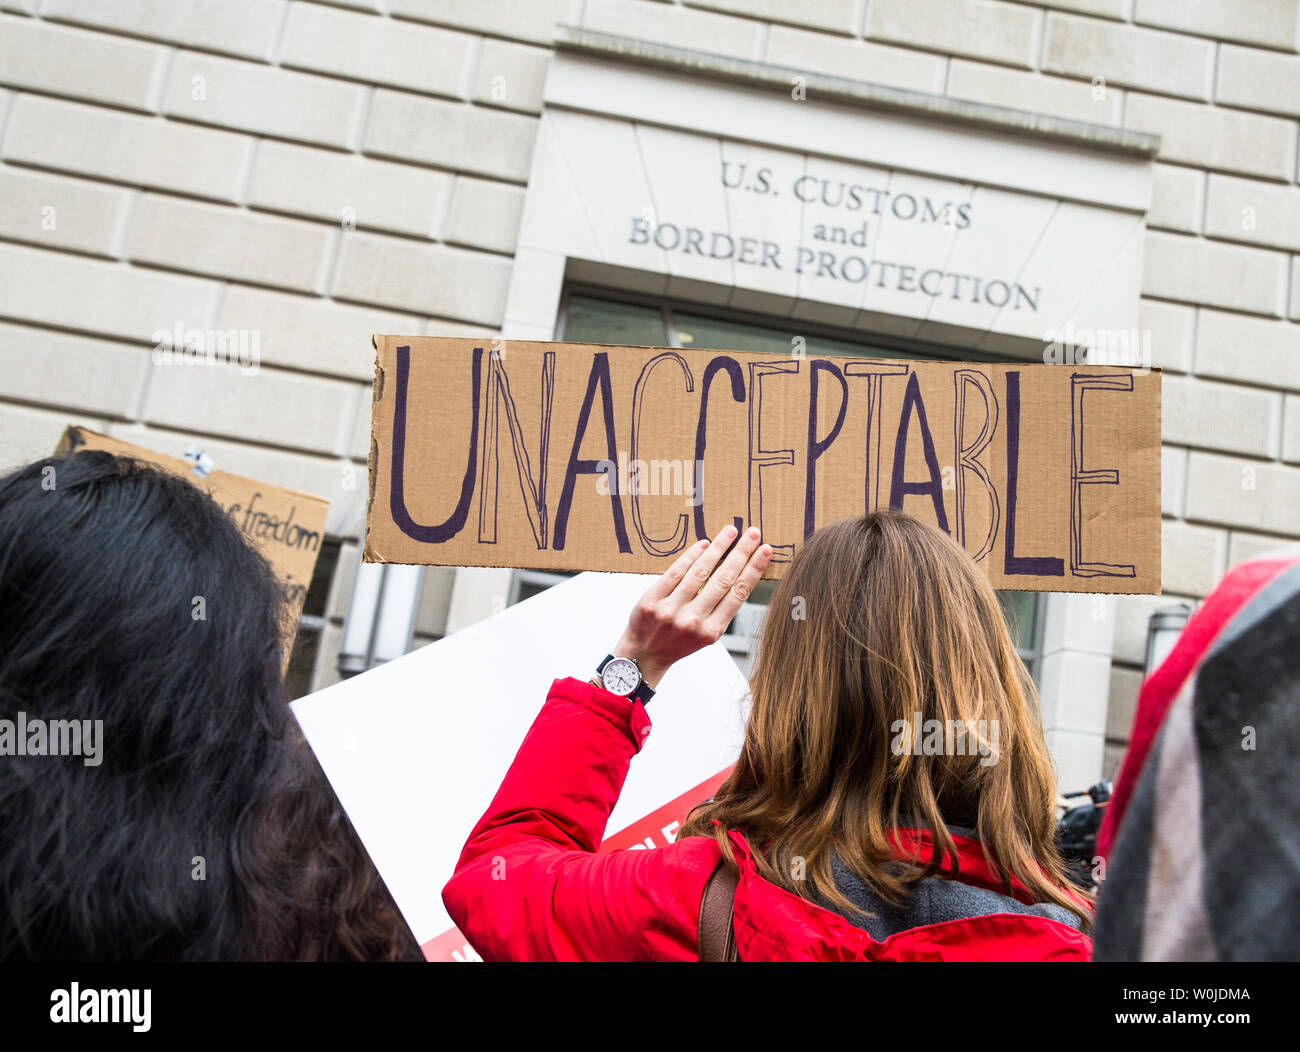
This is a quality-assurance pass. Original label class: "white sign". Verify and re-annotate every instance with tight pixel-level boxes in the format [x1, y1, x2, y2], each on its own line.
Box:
[291, 571, 749, 960]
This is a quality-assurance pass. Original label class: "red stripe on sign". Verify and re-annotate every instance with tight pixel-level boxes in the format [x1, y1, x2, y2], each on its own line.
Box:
[421, 765, 734, 961]
[596, 766, 733, 852]
[422, 926, 483, 963]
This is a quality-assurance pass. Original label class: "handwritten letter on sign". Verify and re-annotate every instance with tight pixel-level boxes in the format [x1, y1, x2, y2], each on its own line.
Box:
[365, 336, 1160, 593]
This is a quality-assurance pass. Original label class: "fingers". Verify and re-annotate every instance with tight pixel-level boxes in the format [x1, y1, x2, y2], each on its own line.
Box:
[690, 525, 761, 615]
[668, 523, 738, 604]
[703, 541, 773, 636]
[640, 537, 709, 604]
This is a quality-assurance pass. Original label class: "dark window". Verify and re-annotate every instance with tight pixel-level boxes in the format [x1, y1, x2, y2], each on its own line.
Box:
[285, 538, 340, 700]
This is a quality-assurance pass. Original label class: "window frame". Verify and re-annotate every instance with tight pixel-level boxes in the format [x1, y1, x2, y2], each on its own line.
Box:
[287, 535, 342, 699]
[1015, 595, 1047, 685]
[508, 569, 577, 607]
[556, 284, 1011, 365]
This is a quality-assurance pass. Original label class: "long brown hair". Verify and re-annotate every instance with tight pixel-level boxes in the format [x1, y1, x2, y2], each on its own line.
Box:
[680, 510, 1090, 926]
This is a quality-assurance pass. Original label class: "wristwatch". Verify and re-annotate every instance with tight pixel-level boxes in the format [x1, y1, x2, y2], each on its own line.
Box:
[592, 653, 656, 707]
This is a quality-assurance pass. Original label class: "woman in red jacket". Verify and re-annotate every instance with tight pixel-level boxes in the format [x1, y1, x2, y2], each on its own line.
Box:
[443, 511, 1092, 960]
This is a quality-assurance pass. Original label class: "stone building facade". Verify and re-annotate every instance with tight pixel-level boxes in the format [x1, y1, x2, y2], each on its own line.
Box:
[1, 0, 1297, 788]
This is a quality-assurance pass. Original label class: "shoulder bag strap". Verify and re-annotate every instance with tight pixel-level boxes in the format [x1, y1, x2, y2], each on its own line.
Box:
[698, 858, 740, 962]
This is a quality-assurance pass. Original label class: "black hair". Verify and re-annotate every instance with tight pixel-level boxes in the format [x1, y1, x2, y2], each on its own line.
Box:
[0, 451, 420, 960]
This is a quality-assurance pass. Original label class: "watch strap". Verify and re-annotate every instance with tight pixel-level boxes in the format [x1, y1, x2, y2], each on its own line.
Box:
[631, 679, 655, 708]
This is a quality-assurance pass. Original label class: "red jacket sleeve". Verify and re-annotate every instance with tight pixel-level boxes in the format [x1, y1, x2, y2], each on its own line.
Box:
[441, 676, 721, 961]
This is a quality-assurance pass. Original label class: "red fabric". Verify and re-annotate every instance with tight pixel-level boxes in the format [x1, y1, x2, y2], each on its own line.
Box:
[442, 677, 1092, 962]
[1096, 552, 1300, 860]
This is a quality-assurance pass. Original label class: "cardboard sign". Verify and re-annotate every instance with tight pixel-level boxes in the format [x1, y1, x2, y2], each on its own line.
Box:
[57, 427, 329, 659]
[366, 336, 1161, 593]
[290, 570, 749, 960]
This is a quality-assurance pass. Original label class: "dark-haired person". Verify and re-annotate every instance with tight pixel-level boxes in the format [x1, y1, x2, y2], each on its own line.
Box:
[0, 451, 419, 961]
[443, 512, 1091, 960]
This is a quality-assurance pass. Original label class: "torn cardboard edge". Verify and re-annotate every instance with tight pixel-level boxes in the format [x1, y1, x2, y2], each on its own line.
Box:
[364, 332, 384, 563]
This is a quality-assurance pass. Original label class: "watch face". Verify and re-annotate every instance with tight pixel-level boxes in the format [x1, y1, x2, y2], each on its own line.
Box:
[601, 657, 640, 695]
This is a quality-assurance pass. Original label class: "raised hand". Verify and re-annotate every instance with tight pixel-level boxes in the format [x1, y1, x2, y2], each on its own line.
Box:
[610, 524, 773, 688]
